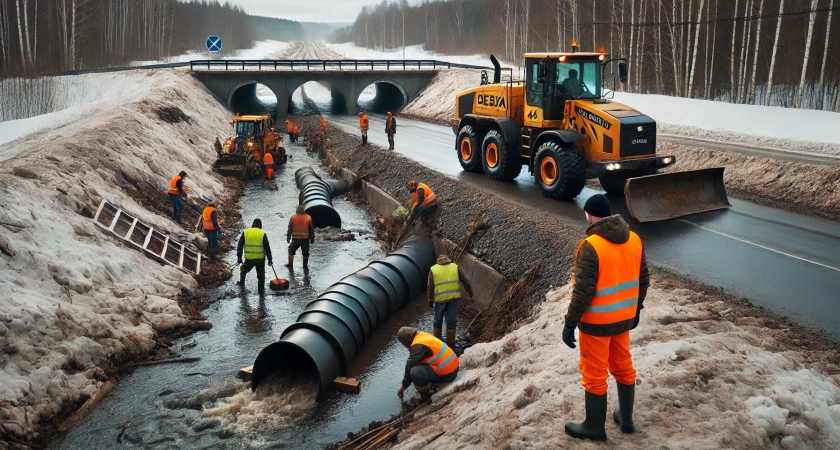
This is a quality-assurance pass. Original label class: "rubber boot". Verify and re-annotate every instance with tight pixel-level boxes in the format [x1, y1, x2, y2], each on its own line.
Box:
[433, 327, 442, 340]
[285, 254, 293, 268]
[565, 392, 608, 441]
[237, 273, 245, 287]
[446, 329, 456, 348]
[303, 256, 309, 270]
[613, 382, 635, 433]
[415, 383, 432, 401]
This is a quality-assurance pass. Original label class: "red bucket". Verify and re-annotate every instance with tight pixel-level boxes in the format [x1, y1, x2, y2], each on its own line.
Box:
[269, 278, 289, 291]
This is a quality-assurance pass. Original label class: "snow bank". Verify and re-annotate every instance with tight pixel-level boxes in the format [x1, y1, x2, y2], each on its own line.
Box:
[395, 282, 840, 449]
[324, 42, 508, 68]
[400, 70, 483, 124]
[130, 40, 292, 66]
[0, 69, 233, 441]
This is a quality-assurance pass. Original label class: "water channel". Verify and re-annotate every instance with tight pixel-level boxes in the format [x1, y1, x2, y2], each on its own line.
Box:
[52, 142, 450, 449]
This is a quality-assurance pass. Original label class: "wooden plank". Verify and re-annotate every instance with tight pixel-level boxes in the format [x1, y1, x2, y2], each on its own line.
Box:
[332, 377, 361, 394]
[160, 235, 169, 258]
[125, 217, 138, 240]
[92, 199, 107, 223]
[58, 379, 118, 433]
[178, 243, 185, 268]
[142, 227, 154, 250]
[238, 365, 254, 382]
[108, 210, 122, 232]
[195, 253, 202, 275]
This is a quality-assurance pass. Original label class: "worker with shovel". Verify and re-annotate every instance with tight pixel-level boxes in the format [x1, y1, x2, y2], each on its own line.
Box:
[562, 194, 650, 441]
[200, 198, 221, 259]
[286, 205, 315, 271]
[166, 171, 189, 223]
[236, 218, 274, 294]
[406, 180, 437, 223]
[396, 326, 459, 401]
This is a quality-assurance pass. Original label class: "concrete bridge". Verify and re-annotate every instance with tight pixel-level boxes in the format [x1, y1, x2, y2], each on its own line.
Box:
[189, 59, 491, 117]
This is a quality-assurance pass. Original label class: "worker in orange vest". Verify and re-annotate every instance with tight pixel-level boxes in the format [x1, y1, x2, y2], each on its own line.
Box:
[563, 194, 650, 441]
[292, 124, 300, 143]
[319, 116, 327, 133]
[286, 205, 315, 270]
[396, 326, 459, 401]
[201, 198, 221, 255]
[358, 111, 369, 145]
[166, 171, 190, 223]
[264, 151, 275, 180]
[285, 120, 294, 142]
[406, 180, 437, 223]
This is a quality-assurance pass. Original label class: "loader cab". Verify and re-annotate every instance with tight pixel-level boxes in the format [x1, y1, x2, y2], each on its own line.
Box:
[525, 53, 604, 121]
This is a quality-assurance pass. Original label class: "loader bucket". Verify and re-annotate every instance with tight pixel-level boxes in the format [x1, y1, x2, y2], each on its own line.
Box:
[625, 167, 730, 222]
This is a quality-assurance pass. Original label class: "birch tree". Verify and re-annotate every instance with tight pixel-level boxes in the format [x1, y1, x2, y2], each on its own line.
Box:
[819, 0, 834, 109]
[748, 0, 764, 104]
[729, 0, 740, 102]
[796, 0, 819, 108]
[765, 0, 785, 106]
[687, 0, 705, 98]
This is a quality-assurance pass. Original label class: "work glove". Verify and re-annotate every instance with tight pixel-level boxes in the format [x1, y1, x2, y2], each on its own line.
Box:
[268, 260, 273, 267]
[562, 324, 577, 349]
[632, 312, 641, 330]
[287, 237, 291, 243]
[428, 301, 434, 309]
[397, 386, 405, 399]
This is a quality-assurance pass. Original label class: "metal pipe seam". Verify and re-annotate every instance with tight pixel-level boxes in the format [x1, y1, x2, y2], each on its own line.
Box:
[251, 235, 434, 399]
[295, 166, 343, 229]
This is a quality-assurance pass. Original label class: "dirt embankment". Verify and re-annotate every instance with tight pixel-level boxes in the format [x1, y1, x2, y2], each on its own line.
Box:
[0, 69, 241, 446]
[659, 142, 840, 222]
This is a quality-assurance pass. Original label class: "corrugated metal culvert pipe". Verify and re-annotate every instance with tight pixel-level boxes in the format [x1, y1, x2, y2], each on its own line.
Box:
[294, 166, 348, 229]
[251, 235, 435, 398]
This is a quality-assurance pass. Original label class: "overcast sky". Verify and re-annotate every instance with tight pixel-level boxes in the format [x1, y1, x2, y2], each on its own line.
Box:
[224, 0, 384, 23]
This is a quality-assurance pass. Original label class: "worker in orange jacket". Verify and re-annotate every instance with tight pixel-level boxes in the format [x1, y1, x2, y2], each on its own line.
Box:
[292, 124, 299, 143]
[396, 326, 459, 401]
[319, 116, 327, 133]
[286, 205, 315, 270]
[200, 198, 221, 258]
[264, 151, 275, 180]
[406, 180, 437, 223]
[563, 194, 650, 441]
[166, 171, 190, 223]
[358, 111, 369, 145]
[285, 120, 294, 142]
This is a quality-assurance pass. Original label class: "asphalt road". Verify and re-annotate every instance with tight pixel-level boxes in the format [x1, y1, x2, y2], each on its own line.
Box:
[328, 113, 840, 338]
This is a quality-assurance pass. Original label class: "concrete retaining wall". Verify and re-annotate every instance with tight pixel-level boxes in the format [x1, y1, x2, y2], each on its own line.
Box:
[328, 152, 508, 312]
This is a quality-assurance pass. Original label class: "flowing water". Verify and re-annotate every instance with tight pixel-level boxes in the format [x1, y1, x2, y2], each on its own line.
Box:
[52, 143, 453, 449]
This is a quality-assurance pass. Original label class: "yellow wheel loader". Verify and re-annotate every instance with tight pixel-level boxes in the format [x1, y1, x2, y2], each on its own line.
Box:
[451, 44, 729, 222]
[214, 114, 287, 180]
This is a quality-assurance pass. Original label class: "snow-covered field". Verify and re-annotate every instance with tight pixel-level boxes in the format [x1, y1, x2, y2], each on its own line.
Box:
[131, 39, 293, 66]
[323, 42, 510, 68]
[0, 70, 231, 441]
[396, 282, 840, 449]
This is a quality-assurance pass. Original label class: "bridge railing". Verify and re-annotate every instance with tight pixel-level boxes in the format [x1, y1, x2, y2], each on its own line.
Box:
[189, 59, 495, 72]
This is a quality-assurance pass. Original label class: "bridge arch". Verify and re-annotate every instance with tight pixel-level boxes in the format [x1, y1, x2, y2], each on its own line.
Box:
[356, 78, 409, 114]
[226, 79, 279, 112]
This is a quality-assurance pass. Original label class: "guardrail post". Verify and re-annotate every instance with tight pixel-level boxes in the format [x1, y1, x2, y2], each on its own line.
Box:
[355, 61, 358, 70]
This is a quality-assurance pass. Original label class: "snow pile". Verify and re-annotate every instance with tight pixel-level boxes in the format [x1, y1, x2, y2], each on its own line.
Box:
[395, 282, 840, 449]
[613, 92, 840, 156]
[0, 72, 156, 148]
[131, 40, 292, 66]
[0, 69, 233, 441]
[400, 70, 484, 124]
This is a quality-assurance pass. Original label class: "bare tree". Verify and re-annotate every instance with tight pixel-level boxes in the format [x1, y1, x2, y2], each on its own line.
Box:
[729, 0, 740, 102]
[687, 0, 705, 98]
[796, 0, 819, 108]
[819, 0, 834, 109]
[737, 0, 752, 103]
[765, 0, 785, 106]
[748, 0, 764, 104]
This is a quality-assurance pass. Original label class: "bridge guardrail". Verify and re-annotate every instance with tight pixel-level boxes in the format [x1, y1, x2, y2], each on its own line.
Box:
[188, 59, 497, 72]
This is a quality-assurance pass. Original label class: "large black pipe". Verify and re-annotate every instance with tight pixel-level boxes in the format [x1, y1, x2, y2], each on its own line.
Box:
[294, 166, 345, 229]
[251, 235, 435, 398]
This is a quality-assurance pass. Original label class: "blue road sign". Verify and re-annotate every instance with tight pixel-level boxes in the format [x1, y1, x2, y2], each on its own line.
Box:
[206, 36, 222, 52]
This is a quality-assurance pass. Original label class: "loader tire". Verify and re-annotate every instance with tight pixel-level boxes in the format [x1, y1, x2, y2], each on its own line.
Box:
[535, 142, 585, 201]
[599, 168, 657, 195]
[456, 125, 484, 173]
[482, 130, 521, 181]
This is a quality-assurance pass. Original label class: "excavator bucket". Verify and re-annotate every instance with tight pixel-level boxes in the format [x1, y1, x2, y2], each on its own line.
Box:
[625, 167, 731, 222]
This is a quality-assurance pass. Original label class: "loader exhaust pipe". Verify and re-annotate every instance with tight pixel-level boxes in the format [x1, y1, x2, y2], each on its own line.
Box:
[625, 167, 731, 222]
[490, 55, 501, 84]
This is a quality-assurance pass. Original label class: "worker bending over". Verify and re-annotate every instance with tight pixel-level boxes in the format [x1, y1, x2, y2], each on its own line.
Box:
[286, 205, 315, 271]
[263, 151, 275, 180]
[428, 255, 473, 347]
[319, 116, 327, 134]
[385, 111, 397, 150]
[406, 180, 437, 223]
[237, 218, 274, 294]
[358, 111, 369, 145]
[396, 326, 459, 401]
[563, 194, 649, 441]
[201, 198, 221, 256]
[166, 171, 189, 223]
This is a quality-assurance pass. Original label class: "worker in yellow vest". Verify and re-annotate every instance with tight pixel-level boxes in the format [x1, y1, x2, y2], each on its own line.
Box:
[563, 194, 649, 441]
[428, 255, 473, 347]
[358, 111, 369, 145]
[236, 218, 274, 294]
[201, 198, 221, 252]
[396, 326, 459, 401]
[406, 180, 437, 223]
[166, 171, 189, 223]
[286, 205, 315, 271]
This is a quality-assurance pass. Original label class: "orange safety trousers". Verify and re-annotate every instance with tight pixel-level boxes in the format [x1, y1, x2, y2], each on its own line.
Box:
[579, 330, 636, 395]
[266, 167, 274, 180]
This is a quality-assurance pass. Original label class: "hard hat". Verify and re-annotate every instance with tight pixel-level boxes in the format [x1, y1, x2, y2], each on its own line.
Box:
[407, 180, 418, 191]
[358, 112, 364, 117]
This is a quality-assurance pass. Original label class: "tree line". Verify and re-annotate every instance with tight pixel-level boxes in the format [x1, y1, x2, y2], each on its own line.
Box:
[0, 0, 306, 77]
[333, 0, 840, 111]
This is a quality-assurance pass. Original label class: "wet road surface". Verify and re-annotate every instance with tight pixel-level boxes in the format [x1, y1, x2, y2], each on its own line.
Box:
[53, 144, 466, 449]
[327, 113, 840, 338]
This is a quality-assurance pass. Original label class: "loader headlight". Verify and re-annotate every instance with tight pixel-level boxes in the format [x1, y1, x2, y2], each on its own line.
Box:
[248, 142, 253, 147]
[637, 126, 643, 132]
[607, 163, 621, 171]
[662, 157, 672, 164]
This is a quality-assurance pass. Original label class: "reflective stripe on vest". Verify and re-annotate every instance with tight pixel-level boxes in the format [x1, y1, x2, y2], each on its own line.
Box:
[264, 153, 274, 168]
[290, 214, 311, 240]
[412, 331, 459, 376]
[430, 263, 460, 302]
[243, 228, 266, 259]
[413, 183, 437, 207]
[167, 175, 182, 195]
[202, 207, 216, 231]
[578, 232, 643, 326]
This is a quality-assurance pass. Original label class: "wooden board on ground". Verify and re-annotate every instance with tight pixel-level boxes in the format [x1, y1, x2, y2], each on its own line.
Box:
[238, 365, 254, 382]
[332, 377, 360, 393]
[58, 379, 118, 433]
